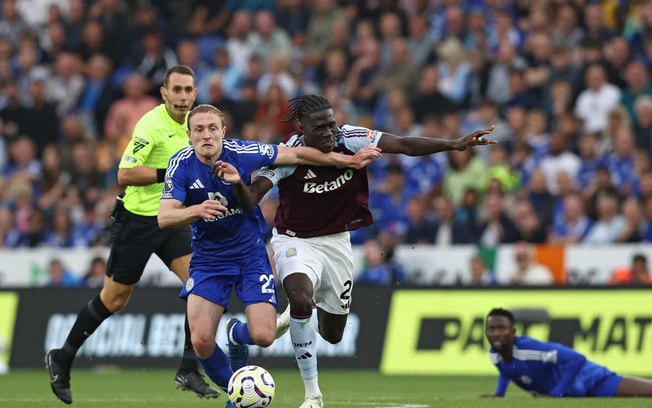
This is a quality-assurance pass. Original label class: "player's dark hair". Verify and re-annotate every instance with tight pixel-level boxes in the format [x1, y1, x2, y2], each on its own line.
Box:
[282, 95, 333, 124]
[164, 65, 195, 88]
[187, 104, 224, 127]
[487, 308, 515, 325]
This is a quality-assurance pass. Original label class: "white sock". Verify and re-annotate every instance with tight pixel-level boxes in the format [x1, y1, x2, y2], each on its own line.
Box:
[290, 317, 321, 398]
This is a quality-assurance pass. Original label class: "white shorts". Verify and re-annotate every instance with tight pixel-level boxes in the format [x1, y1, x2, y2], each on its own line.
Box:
[270, 229, 353, 315]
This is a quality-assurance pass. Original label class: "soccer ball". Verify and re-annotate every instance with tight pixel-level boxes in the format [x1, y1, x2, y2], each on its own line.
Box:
[227, 365, 275, 407]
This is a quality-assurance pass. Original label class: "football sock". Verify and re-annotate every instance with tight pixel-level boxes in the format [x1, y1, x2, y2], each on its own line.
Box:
[290, 317, 321, 397]
[59, 295, 113, 370]
[230, 320, 255, 345]
[197, 346, 232, 391]
[179, 313, 199, 373]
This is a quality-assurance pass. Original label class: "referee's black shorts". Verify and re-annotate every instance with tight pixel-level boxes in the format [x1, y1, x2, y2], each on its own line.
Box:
[106, 209, 192, 285]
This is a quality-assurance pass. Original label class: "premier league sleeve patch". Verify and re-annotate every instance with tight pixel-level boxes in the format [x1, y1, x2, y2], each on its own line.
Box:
[259, 143, 276, 159]
[161, 178, 174, 199]
[286, 247, 297, 257]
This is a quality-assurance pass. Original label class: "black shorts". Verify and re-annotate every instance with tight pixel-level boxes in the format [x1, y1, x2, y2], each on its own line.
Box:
[106, 209, 192, 285]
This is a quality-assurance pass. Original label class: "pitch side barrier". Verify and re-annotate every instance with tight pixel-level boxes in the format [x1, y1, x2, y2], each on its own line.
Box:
[3, 287, 652, 374]
[2, 287, 392, 369]
[381, 288, 652, 376]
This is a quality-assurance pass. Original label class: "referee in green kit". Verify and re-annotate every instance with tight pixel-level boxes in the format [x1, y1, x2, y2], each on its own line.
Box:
[46, 65, 219, 404]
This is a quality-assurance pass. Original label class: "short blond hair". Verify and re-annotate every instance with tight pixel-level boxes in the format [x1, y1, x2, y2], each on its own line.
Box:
[187, 104, 224, 127]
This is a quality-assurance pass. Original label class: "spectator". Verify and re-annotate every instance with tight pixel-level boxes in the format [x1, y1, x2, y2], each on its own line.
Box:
[513, 198, 547, 243]
[633, 96, 652, 150]
[539, 130, 581, 195]
[249, 10, 291, 67]
[603, 127, 639, 196]
[129, 26, 178, 91]
[411, 65, 458, 123]
[584, 193, 626, 244]
[224, 10, 255, 74]
[443, 148, 485, 205]
[43, 258, 81, 288]
[356, 239, 405, 286]
[403, 197, 436, 245]
[0, 0, 27, 44]
[103, 73, 158, 145]
[469, 254, 497, 286]
[77, 53, 117, 136]
[478, 191, 519, 247]
[620, 61, 652, 129]
[549, 191, 593, 244]
[609, 254, 652, 285]
[81, 255, 106, 288]
[574, 64, 622, 134]
[21, 79, 60, 152]
[507, 241, 553, 285]
[577, 132, 604, 191]
[617, 197, 644, 243]
[47, 51, 84, 117]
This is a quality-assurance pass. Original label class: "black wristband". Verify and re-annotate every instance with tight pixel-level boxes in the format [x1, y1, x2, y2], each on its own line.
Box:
[156, 168, 166, 183]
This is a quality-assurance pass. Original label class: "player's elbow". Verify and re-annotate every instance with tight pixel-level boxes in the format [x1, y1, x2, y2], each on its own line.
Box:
[117, 169, 129, 186]
[157, 214, 170, 229]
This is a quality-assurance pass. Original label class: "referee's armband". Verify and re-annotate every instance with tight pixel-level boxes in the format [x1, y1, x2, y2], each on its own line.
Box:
[156, 168, 166, 183]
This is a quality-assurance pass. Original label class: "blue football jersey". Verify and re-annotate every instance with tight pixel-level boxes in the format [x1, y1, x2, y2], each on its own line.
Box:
[489, 336, 618, 397]
[162, 140, 278, 266]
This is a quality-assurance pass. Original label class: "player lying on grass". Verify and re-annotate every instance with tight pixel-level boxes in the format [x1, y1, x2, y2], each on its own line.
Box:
[484, 308, 652, 398]
[157, 104, 380, 408]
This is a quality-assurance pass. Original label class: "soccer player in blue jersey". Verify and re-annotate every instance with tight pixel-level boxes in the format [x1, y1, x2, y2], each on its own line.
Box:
[485, 308, 652, 398]
[157, 104, 380, 403]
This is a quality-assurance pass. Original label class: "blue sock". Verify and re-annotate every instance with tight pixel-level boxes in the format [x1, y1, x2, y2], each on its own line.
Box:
[197, 346, 232, 391]
[232, 320, 254, 345]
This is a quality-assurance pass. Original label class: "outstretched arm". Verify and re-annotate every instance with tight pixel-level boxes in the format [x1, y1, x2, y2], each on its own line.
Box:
[275, 145, 382, 168]
[481, 373, 509, 397]
[158, 198, 228, 228]
[212, 161, 274, 211]
[377, 126, 496, 156]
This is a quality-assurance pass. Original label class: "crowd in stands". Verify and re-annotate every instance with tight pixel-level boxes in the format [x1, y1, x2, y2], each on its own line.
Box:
[0, 0, 652, 257]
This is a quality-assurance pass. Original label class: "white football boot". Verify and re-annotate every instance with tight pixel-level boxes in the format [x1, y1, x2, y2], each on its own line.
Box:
[299, 393, 323, 408]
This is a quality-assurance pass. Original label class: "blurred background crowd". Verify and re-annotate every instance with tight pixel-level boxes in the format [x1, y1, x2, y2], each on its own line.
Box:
[0, 0, 652, 284]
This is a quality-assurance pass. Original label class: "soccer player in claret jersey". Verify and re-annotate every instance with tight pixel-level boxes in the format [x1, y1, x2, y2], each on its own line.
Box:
[157, 104, 380, 407]
[214, 94, 495, 408]
[484, 308, 652, 398]
[45, 65, 221, 404]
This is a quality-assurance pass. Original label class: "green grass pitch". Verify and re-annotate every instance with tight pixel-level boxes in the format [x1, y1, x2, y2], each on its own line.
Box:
[0, 369, 651, 408]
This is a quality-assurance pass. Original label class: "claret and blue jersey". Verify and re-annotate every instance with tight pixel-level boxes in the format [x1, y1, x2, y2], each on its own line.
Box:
[162, 139, 278, 267]
[490, 336, 622, 397]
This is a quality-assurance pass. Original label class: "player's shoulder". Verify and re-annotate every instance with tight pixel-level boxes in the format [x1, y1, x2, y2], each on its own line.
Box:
[280, 132, 304, 147]
[168, 146, 194, 167]
[516, 336, 553, 351]
[339, 124, 375, 137]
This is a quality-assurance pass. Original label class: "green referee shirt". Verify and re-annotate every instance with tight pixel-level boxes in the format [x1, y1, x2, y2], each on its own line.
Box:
[119, 104, 190, 216]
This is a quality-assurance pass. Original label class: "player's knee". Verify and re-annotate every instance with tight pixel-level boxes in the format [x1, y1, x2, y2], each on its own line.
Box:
[288, 293, 313, 314]
[251, 331, 274, 348]
[191, 333, 215, 357]
[320, 329, 343, 344]
[103, 296, 129, 313]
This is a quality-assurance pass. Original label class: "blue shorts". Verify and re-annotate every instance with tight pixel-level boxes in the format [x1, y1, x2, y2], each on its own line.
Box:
[570, 361, 622, 397]
[179, 253, 277, 310]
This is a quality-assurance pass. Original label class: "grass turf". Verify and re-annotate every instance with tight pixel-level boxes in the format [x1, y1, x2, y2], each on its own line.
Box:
[0, 369, 651, 408]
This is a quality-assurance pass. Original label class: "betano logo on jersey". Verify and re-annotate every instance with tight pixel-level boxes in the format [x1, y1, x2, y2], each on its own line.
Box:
[303, 170, 354, 194]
